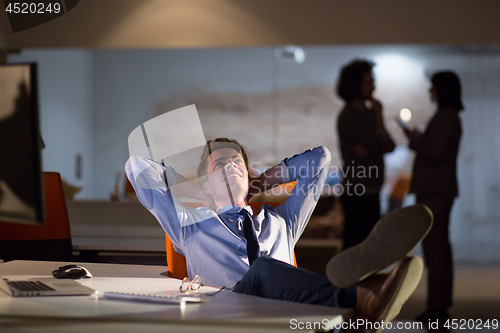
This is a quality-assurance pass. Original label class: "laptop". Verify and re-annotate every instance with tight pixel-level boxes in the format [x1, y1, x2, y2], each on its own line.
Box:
[0, 275, 96, 297]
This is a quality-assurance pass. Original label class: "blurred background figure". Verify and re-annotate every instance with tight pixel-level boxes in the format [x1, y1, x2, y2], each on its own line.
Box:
[336, 59, 395, 250]
[404, 71, 463, 324]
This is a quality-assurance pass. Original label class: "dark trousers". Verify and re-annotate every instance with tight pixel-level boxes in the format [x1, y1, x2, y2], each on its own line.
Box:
[417, 194, 455, 311]
[233, 256, 357, 308]
[341, 193, 380, 250]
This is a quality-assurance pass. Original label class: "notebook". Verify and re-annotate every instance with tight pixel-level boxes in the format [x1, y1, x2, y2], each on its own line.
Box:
[0, 275, 96, 297]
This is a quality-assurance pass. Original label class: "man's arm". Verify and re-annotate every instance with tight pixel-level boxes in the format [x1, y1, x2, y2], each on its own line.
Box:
[125, 155, 210, 251]
[246, 164, 284, 202]
[406, 114, 455, 165]
[341, 101, 394, 157]
[275, 146, 331, 243]
[171, 173, 216, 210]
[368, 99, 396, 154]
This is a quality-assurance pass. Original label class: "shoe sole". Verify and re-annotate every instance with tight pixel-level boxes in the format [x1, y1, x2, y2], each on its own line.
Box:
[326, 204, 432, 288]
[371, 256, 424, 333]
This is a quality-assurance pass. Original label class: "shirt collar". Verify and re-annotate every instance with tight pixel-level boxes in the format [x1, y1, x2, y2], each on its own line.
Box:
[216, 205, 254, 216]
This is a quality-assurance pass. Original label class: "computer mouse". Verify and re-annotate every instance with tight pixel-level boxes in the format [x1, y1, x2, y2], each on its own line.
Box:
[52, 264, 93, 279]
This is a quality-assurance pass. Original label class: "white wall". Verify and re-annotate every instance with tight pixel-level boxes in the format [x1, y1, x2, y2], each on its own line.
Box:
[90, 46, 434, 199]
[10, 46, 500, 263]
[449, 51, 500, 263]
[91, 48, 276, 200]
[8, 49, 94, 199]
[403, 48, 500, 263]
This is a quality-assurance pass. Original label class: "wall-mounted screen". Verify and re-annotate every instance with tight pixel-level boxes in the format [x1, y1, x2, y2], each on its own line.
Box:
[0, 63, 44, 225]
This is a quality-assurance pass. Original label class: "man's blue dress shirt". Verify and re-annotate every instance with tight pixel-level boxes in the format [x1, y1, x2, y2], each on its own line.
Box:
[125, 146, 330, 288]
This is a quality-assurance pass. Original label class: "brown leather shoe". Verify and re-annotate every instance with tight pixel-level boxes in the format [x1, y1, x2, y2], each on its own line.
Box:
[356, 256, 423, 333]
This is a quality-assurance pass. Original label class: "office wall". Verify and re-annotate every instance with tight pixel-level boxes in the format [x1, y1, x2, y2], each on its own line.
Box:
[453, 50, 500, 262]
[8, 46, 500, 263]
[413, 47, 500, 262]
[90, 46, 427, 198]
[92, 48, 275, 201]
[91, 46, 500, 264]
[8, 49, 94, 198]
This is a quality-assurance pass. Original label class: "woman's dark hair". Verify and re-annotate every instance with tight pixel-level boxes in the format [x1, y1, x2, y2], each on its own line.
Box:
[431, 71, 464, 112]
[197, 138, 249, 181]
[336, 59, 374, 102]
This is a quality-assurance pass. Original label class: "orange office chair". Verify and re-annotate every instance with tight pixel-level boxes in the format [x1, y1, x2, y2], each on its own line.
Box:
[0, 172, 73, 262]
[165, 201, 297, 279]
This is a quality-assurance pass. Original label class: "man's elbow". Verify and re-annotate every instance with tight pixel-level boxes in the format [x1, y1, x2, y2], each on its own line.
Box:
[315, 146, 331, 168]
[125, 155, 141, 174]
[125, 156, 135, 174]
[125, 155, 153, 179]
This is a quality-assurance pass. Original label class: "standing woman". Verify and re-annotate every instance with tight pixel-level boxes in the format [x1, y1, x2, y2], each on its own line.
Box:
[404, 71, 463, 322]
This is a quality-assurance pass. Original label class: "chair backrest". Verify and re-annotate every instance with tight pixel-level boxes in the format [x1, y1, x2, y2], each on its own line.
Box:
[0, 172, 73, 261]
[165, 201, 297, 279]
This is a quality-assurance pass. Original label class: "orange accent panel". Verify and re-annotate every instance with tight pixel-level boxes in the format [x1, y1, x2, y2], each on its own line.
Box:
[390, 175, 412, 200]
[165, 233, 188, 279]
[0, 172, 71, 241]
[165, 201, 297, 279]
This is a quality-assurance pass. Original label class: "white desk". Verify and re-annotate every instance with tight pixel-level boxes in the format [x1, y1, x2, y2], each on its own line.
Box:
[0, 261, 353, 333]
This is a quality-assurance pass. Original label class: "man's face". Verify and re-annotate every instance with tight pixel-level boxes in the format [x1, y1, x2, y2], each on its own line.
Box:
[359, 72, 375, 100]
[202, 148, 249, 207]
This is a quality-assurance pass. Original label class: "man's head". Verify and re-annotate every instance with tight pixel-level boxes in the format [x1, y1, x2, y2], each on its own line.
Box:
[197, 138, 250, 207]
[336, 59, 375, 102]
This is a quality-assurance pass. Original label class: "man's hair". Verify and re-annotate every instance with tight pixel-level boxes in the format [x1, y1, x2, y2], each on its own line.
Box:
[197, 138, 249, 182]
[431, 71, 464, 112]
[336, 59, 375, 102]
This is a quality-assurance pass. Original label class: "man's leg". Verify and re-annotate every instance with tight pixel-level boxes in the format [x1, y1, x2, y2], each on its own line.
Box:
[233, 204, 432, 332]
[233, 256, 357, 308]
[235, 256, 424, 333]
[327, 204, 433, 288]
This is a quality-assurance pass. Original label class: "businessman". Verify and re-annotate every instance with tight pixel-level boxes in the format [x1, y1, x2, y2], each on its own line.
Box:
[126, 137, 432, 330]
